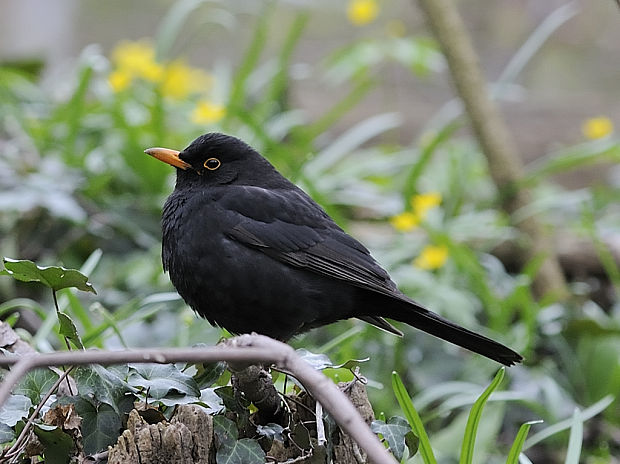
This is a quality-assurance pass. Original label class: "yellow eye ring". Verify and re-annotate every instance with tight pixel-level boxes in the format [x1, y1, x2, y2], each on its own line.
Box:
[204, 157, 221, 170]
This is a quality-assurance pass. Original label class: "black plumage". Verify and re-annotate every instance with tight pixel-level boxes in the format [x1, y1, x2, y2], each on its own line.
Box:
[146, 133, 522, 366]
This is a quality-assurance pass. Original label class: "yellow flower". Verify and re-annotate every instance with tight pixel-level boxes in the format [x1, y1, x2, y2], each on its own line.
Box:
[582, 117, 614, 140]
[108, 69, 132, 92]
[161, 60, 213, 99]
[390, 211, 420, 232]
[411, 192, 441, 219]
[347, 0, 379, 26]
[414, 245, 448, 270]
[109, 40, 215, 100]
[111, 40, 163, 82]
[191, 101, 226, 125]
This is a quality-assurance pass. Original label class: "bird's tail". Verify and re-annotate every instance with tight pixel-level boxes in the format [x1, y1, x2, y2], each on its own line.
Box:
[382, 301, 523, 366]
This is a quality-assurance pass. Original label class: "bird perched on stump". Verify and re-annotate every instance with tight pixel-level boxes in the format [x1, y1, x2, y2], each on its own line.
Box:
[146, 133, 522, 366]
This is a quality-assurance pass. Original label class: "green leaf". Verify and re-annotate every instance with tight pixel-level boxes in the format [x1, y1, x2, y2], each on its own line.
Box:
[392, 371, 437, 464]
[506, 420, 542, 464]
[256, 423, 285, 442]
[193, 361, 227, 389]
[405, 430, 420, 459]
[213, 415, 238, 446]
[127, 363, 201, 401]
[331, 357, 370, 370]
[14, 368, 59, 404]
[73, 364, 135, 413]
[72, 397, 121, 454]
[295, 349, 333, 370]
[34, 423, 74, 464]
[155, 0, 209, 61]
[214, 386, 250, 418]
[0, 394, 32, 426]
[524, 395, 613, 450]
[1, 258, 96, 293]
[0, 423, 14, 444]
[565, 408, 584, 464]
[217, 438, 265, 464]
[57, 311, 84, 349]
[199, 388, 225, 414]
[459, 368, 505, 464]
[403, 121, 460, 201]
[371, 416, 411, 461]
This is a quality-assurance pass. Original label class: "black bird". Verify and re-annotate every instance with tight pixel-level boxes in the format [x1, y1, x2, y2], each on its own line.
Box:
[146, 133, 522, 366]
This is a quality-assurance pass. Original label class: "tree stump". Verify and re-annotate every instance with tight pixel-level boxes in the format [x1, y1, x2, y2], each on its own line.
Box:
[108, 405, 213, 464]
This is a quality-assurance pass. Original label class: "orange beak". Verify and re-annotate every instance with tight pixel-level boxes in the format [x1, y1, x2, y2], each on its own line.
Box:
[144, 147, 191, 170]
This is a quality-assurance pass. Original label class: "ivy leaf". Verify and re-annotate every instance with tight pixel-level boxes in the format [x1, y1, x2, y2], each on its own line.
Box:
[331, 357, 370, 370]
[33, 423, 74, 464]
[57, 311, 84, 349]
[217, 438, 265, 464]
[199, 388, 225, 414]
[73, 364, 135, 413]
[193, 361, 227, 389]
[127, 363, 201, 401]
[0, 394, 32, 426]
[213, 415, 238, 447]
[214, 386, 250, 418]
[371, 416, 412, 461]
[256, 423, 285, 442]
[14, 368, 59, 403]
[214, 417, 264, 464]
[295, 349, 368, 372]
[0, 423, 14, 445]
[71, 397, 121, 455]
[405, 430, 420, 458]
[1, 258, 96, 293]
[295, 349, 333, 370]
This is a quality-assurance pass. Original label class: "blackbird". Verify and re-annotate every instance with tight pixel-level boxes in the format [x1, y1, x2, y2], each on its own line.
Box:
[146, 133, 522, 366]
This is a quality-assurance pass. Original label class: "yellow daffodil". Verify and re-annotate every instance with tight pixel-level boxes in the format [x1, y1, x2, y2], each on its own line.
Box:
[347, 0, 379, 26]
[191, 101, 226, 125]
[414, 244, 448, 270]
[582, 117, 614, 140]
[110, 40, 163, 83]
[390, 211, 419, 232]
[161, 60, 213, 100]
[411, 192, 441, 218]
[108, 40, 214, 99]
[108, 69, 132, 92]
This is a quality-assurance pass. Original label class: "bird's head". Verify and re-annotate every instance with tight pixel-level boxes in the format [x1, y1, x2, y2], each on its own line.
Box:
[145, 132, 286, 188]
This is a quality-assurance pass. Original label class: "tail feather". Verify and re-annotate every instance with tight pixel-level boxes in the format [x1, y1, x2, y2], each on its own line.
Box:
[383, 302, 523, 366]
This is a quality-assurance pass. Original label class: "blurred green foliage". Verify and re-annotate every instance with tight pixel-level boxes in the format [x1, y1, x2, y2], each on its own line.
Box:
[1, 1, 619, 462]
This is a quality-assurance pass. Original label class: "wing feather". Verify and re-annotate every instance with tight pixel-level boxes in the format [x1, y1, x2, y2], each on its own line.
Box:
[220, 185, 407, 303]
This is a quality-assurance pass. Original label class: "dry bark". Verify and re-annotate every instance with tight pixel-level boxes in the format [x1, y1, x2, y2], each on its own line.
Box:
[107, 405, 213, 464]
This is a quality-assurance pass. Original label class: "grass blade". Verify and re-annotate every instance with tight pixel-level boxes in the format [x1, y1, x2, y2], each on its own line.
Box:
[564, 408, 583, 464]
[459, 368, 505, 464]
[524, 395, 613, 450]
[391, 371, 437, 464]
[505, 420, 542, 464]
[224, 2, 274, 125]
[403, 121, 459, 201]
[155, 0, 208, 61]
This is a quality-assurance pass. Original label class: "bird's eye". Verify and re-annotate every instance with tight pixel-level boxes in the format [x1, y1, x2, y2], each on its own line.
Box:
[203, 158, 221, 170]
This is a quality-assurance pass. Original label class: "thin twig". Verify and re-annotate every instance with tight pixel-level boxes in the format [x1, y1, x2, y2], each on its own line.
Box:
[2, 366, 75, 462]
[52, 289, 75, 395]
[0, 334, 397, 464]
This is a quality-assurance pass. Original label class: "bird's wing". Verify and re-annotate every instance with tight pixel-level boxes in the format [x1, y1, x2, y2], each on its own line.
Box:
[220, 186, 409, 303]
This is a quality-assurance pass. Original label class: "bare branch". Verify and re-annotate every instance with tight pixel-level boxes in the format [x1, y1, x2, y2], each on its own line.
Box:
[0, 334, 397, 464]
[416, 0, 568, 299]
